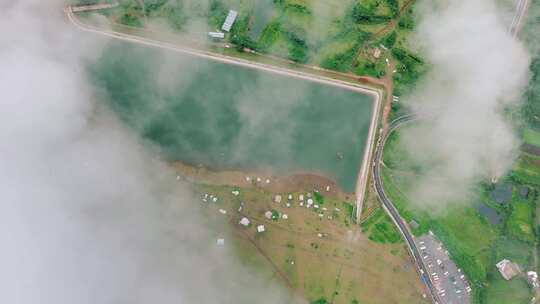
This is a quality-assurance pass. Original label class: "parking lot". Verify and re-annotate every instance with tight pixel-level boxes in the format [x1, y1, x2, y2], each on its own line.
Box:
[416, 232, 471, 304]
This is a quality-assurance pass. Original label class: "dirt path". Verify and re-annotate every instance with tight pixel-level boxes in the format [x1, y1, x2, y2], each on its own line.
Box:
[353, 0, 416, 65]
[233, 224, 295, 290]
[379, 61, 396, 132]
[370, 0, 416, 41]
[353, 0, 415, 132]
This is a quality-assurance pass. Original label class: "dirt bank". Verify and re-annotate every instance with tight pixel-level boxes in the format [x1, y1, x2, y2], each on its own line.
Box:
[172, 161, 354, 202]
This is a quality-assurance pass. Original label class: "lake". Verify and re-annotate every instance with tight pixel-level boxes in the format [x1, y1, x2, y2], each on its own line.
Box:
[89, 41, 375, 192]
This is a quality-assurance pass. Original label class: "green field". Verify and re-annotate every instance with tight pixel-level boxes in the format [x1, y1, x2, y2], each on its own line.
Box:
[507, 200, 535, 243]
[523, 128, 540, 147]
[361, 207, 402, 244]
[512, 153, 540, 185]
[484, 274, 531, 304]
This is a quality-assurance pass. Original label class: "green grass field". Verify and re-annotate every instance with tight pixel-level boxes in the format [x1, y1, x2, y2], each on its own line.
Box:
[523, 128, 540, 147]
[507, 200, 535, 243]
[361, 208, 402, 244]
[512, 153, 540, 185]
[484, 274, 531, 304]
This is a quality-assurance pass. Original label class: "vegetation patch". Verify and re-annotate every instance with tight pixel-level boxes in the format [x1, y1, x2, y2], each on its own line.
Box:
[381, 126, 540, 303]
[507, 200, 535, 243]
[484, 272, 531, 304]
[523, 127, 540, 147]
[361, 208, 402, 244]
[82, 0, 423, 79]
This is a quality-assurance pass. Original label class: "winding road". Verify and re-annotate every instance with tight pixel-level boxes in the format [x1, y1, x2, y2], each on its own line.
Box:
[371, 1, 530, 303]
[369, 115, 442, 300]
[510, 0, 530, 36]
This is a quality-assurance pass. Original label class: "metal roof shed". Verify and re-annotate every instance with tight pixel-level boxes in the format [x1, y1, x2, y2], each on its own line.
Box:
[222, 10, 238, 32]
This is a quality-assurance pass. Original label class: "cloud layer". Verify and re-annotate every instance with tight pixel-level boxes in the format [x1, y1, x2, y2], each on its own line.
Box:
[0, 1, 291, 303]
[397, 0, 530, 208]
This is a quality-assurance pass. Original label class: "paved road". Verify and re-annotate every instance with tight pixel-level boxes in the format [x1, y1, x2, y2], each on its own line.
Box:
[371, 1, 530, 302]
[369, 115, 445, 302]
[510, 0, 530, 36]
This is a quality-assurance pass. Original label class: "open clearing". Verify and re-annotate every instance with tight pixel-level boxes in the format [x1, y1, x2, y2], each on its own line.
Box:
[190, 180, 428, 304]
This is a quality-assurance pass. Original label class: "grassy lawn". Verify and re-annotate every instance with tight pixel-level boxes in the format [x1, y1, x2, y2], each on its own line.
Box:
[380, 167, 431, 235]
[512, 153, 540, 185]
[484, 274, 531, 304]
[507, 200, 535, 243]
[361, 208, 402, 244]
[493, 237, 532, 267]
[431, 207, 498, 285]
[523, 128, 540, 147]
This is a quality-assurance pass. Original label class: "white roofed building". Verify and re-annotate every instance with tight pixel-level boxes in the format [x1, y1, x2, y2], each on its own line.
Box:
[239, 217, 250, 226]
[208, 31, 225, 39]
[528, 271, 539, 288]
[222, 10, 238, 32]
[496, 259, 520, 280]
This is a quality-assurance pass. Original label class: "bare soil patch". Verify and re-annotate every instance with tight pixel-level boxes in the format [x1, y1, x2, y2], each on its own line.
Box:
[172, 161, 354, 202]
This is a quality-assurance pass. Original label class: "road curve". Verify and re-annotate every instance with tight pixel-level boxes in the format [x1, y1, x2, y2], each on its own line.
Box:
[510, 0, 530, 36]
[372, 2, 530, 303]
[369, 115, 443, 302]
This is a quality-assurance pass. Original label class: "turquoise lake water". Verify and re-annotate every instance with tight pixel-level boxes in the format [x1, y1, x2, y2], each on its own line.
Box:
[90, 41, 374, 192]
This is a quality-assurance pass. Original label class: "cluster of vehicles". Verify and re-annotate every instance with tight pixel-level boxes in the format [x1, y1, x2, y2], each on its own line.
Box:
[417, 235, 471, 303]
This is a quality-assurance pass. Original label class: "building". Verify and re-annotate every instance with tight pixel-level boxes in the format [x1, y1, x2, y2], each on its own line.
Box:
[239, 217, 250, 226]
[208, 31, 225, 39]
[519, 186, 530, 199]
[496, 259, 520, 280]
[373, 48, 381, 59]
[528, 271, 539, 288]
[221, 10, 238, 32]
[257, 225, 265, 233]
[491, 183, 513, 205]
